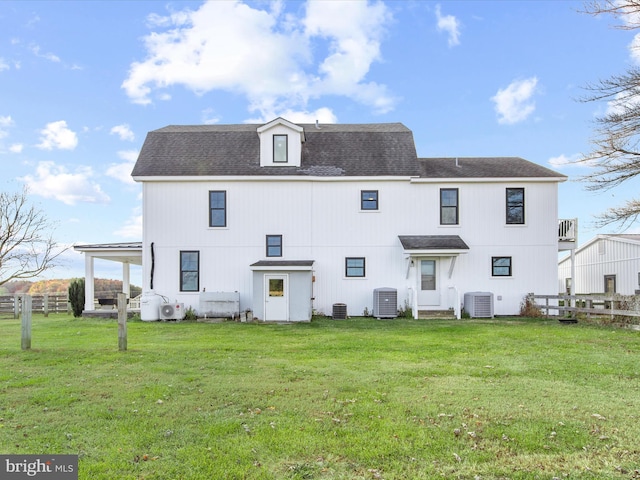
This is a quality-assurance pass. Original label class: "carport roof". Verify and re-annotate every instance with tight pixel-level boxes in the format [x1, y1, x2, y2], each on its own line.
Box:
[73, 242, 142, 265]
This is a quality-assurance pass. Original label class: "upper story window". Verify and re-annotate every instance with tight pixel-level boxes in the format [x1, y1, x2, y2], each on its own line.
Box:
[440, 188, 458, 225]
[492, 256, 512, 277]
[209, 191, 226, 227]
[266, 235, 283, 257]
[506, 188, 524, 225]
[257, 118, 304, 167]
[345, 257, 366, 277]
[180, 251, 200, 292]
[273, 135, 288, 163]
[361, 190, 378, 210]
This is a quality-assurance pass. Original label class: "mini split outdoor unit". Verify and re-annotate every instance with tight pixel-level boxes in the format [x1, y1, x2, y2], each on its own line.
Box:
[373, 288, 397, 319]
[159, 303, 185, 321]
[463, 292, 494, 318]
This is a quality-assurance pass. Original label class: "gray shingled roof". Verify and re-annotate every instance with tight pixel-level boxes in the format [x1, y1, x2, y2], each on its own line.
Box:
[398, 235, 470, 250]
[418, 157, 564, 179]
[131, 123, 566, 180]
[132, 123, 420, 177]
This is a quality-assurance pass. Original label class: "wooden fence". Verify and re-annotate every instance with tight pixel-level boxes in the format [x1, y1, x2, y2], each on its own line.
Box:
[529, 293, 640, 321]
[0, 294, 70, 318]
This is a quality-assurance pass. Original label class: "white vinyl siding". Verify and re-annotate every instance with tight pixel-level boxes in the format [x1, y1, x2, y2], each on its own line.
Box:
[142, 179, 559, 317]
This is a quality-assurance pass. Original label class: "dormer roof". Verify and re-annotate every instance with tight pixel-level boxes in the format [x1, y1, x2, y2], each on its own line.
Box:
[256, 117, 305, 143]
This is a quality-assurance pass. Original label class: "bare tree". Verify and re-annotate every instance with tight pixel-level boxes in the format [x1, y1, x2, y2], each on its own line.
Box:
[579, 1, 640, 228]
[0, 188, 66, 286]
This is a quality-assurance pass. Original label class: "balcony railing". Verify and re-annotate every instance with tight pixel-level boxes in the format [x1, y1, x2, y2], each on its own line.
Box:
[559, 218, 577, 243]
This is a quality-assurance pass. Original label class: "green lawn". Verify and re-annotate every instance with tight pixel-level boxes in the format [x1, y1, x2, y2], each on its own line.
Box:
[1, 315, 639, 479]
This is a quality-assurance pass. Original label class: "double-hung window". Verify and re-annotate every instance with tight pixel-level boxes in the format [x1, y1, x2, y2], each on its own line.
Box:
[273, 135, 288, 163]
[440, 188, 458, 225]
[492, 256, 512, 277]
[266, 235, 282, 257]
[180, 251, 199, 291]
[361, 190, 378, 210]
[209, 191, 227, 227]
[506, 188, 524, 224]
[345, 257, 366, 277]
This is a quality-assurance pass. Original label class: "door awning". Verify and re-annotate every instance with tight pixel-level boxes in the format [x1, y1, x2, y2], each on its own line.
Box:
[250, 260, 315, 271]
[398, 235, 469, 256]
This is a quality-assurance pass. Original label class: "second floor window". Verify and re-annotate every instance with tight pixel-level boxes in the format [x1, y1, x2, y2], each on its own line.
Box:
[506, 188, 524, 224]
[266, 235, 282, 257]
[361, 190, 378, 210]
[209, 191, 226, 227]
[440, 188, 458, 225]
[273, 135, 288, 163]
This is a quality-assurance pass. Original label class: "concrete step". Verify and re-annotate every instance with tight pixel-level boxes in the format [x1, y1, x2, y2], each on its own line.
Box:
[418, 310, 456, 319]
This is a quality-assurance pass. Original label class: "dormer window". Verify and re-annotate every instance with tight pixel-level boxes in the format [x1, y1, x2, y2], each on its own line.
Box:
[273, 135, 288, 163]
[257, 117, 304, 167]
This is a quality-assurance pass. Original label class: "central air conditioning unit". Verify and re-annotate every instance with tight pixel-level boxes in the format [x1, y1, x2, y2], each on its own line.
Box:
[159, 303, 185, 321]
[463, 292, 494, 318]
[373, 287, 397, 319]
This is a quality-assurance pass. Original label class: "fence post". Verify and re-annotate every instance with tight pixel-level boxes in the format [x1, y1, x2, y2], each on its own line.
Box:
[13, 294, 20, 319]
[21, 295, 32, 350]
[117, 292, 127, 351]
[43, 293, 49, 317]
[545, 297, 549, 319]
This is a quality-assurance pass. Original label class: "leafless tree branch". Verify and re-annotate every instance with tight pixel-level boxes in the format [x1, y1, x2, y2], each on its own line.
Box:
[0, 187, 67, 287]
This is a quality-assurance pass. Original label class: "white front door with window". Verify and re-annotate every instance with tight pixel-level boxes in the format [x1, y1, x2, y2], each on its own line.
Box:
[418, 259, 441, 306]
[264, 274, 288, 321]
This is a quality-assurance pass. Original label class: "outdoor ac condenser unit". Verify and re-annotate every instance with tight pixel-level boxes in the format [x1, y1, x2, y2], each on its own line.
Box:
[159, 303, 185, 321]
[463, 292, 494, 318]
[373, 288, 397, 319]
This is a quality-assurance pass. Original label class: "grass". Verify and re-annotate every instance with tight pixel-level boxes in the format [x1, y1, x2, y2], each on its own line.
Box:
[0, 315, 639, 479]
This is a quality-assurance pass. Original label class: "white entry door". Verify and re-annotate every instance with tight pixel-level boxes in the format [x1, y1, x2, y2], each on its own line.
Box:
[264, 274, 288, 321]
[418, 259, 441, 306]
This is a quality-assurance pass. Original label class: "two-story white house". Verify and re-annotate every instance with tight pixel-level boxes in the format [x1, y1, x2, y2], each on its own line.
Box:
[128, 117, 568, 321]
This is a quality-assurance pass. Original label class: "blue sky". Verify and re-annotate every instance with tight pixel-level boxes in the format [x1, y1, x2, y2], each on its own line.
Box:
[0, 0, 637, 284]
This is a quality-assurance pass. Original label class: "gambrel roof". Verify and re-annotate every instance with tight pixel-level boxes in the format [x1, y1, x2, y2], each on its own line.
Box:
[131, 121, 566, 181]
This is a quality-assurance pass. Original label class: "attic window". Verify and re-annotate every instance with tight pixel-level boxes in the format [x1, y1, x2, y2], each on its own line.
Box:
[273, 135, 288, 163]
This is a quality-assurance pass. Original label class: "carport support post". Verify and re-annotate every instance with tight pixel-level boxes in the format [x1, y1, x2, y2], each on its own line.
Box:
[117, 292, 127, 351]
[21, 295, 32, 350]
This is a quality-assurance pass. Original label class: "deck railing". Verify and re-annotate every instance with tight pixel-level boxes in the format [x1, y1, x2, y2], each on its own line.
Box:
[558, 218, 577, 242]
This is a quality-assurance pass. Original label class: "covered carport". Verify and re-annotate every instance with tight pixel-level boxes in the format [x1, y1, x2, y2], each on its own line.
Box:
[73, 242, 142, 313]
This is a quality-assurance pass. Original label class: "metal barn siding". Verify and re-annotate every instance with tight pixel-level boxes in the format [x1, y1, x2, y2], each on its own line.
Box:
[559, 235, 640, 295]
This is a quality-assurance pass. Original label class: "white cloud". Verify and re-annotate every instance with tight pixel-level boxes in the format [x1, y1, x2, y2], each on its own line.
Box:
[114, 209, 142, 239]
[20, 161, 110, 205]
[36, 120, 78, 150]
[0, 58, 9, 72]
[435, 4, 461, 47]
[0, 115, 14, 138]
[9, 144, 23, 153]
[491, 77, 539, 125]
[122, 0, 395, 116]
[201, 108, 221, 125]
[105, 150, 138, 185]
[548, 153, 581, 168]
[110, 124, 135, 141]
[29, 43, 60, 63]
[246, 107, 337, 124]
